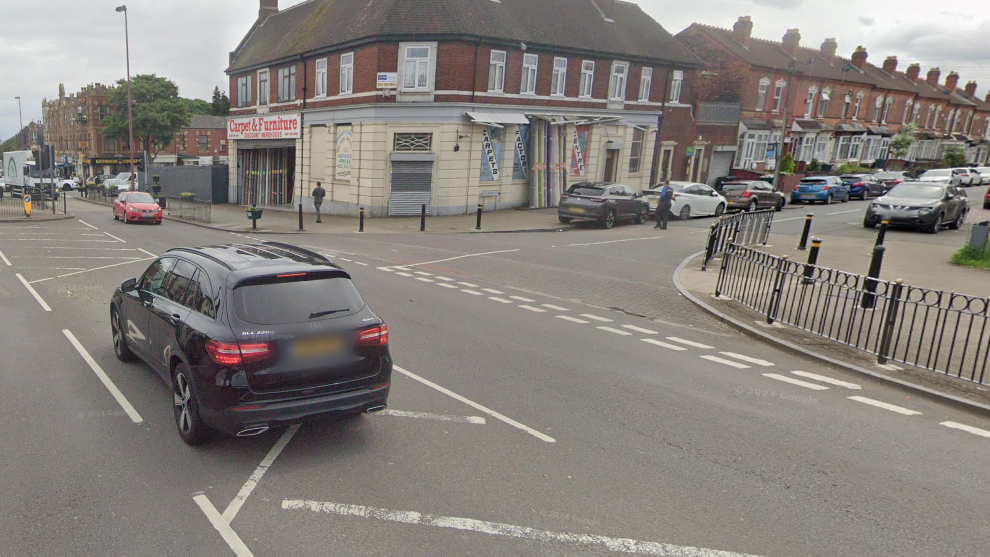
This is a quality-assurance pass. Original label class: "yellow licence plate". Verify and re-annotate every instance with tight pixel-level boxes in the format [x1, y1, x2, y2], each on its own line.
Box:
[570, 207, 585, 214]
[292, 336, 345, 358]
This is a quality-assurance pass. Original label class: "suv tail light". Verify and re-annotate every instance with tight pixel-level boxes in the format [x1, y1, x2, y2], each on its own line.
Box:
[853, 182, 866, 187]
[590, 197, 606, 203]
[560, 193, 570, 199]
[206, 340, 273, 366]
[740, 191, 752, 198]
[357, 324, 389, 346]
[821, 185, 831, 190]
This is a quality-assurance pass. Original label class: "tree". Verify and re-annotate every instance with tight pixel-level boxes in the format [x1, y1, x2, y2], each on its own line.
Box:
[890, 124, 916, 160]
[102, 74, 191, 164]
[942, 145, 967, 168]
[780, 152, 796, 174]
[182, 98, 213, 115]
[1, 137, 17, 155]
[211, 86, 230, 116]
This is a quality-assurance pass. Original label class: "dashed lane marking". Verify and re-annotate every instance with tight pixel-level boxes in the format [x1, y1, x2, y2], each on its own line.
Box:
[17, 274, 51, 311]
[415, 277, 435, 283]
[541, 304, 569, 311]
[461, 290, 484, 296]
[940, 421, 990, 439]
[489, 297, 513, 304]
[377, 410, 486, 425]
[580, 314, 613, 322]
[0, 250, 10, 266]
[700, 355, 750, 369]
[222, 424, 301, 523]
[519, 305, 548, 313]
[434, 276, 454, 281]
[378, 267, 395, 272]
[414, 271, 433, 276]
[763, 373, 829, 391]
[338, 257, 352, 261]
[396, 272, 414, 277]
[668, 337, 714, 349]
[78, 220, 99, 230]
[641, 339, 687, 351]
[597, 326, 633, 336]
[482, 288, 504, 294]
[438, 283, 459, 289]
[622, 325, 658, 335]
[63, 330, 142, 423]
[103, 231, 126, 243]
[720, 352, 774, 367]
[558, 315, 590, 324]
[458, 282, 480, 288]
[791, 371, 861, 390]
[354, 262, 369, 266]
[848, 396, 922, 416]
[509, 295, 536, 303]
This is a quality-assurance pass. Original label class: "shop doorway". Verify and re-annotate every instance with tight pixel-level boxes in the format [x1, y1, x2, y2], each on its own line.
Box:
[236, 147, 295, 205]
[388, 158, 434, 216]
[603, 149, 618, 183]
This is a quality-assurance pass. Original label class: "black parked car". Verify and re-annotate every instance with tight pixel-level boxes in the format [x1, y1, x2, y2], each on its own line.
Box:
[840, 174, 885, 200]
[110, 242, 392, 444]
[873, 171, 913, 193]
[558, 182, 650, 229]
[863, 182, 969, 234]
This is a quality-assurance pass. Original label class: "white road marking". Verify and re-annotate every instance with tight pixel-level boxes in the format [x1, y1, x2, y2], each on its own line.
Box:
[509, 295, 536, 303]
[393, 266, 410, 271]
[482, 288, 504, 294]
[222, 424, 301, 523]
[848, 396, 922, 416]
[580, 314, 613, 322]
[567, 237, 659, 247]
[78, 220, 99, 230]
[0, 231, 103, 236]
[541, 304, 569, 311]
[15, 256, 142, 259]
[378, 267, 395, 272]
[17, 274, 51, 311]
[282, 500, 764, 557]
[434, 276, 454, 281]
[557, 315, 590, 324]
[940, 421, 990, 439]
[103, 231, 126, 243]
[623, 325, 658, 335]
[700, 355, 750, 369]
[667, 337, 713, 349]
[438, 283, 459, 289]
[354, 261, 369, 266]
[22, 247, 138, 251]
[414, 271, 433, 276]
[415, 277, 435, 283]
[62, 330, 142, 423]
[377, 410, 486, 425]
[458, 282, 479, 288]
[720, 352, 774, 367]
[5, 239, 119, 243]
[489, 297, 513, 304]
[0, 250, 10, 266]
[519, 305, 548, 313]
[138, 248, 157, 258]
[404, 249, 520, 267]
[395, 272, 414, 277]
[194, 495, 255, 557]
[29, 257, 157, 284]
[641, 339, 687, 351]
[763, 373, 829, 390]
[338, 257, 352, 261]
[791, 371, 861, 390]
[597, 326, 632, 336]
[393, 365, 555, 443]
[827, 209, 861, 215]
[461, 289, 484, 296]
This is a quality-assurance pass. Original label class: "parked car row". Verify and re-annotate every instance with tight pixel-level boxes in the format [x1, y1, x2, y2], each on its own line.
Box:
[864, 182, 970, 234]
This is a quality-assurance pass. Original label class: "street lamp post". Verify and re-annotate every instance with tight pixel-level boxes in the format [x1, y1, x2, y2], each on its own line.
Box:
[690, 71, 717, 181]
[14, 96, 23, 149]
[116, 5, 136, 192]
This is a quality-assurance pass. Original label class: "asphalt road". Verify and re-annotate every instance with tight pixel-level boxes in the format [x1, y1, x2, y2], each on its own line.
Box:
[2, 194, 990, 557]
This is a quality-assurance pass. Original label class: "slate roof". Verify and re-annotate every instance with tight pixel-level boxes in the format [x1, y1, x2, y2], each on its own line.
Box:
[187, 114, 227, 129]
[228, 0, 701, 73]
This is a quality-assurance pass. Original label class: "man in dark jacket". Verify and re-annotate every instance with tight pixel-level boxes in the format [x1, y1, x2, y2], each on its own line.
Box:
[654, 180, 673, 230]
[312, 182, 326, 223]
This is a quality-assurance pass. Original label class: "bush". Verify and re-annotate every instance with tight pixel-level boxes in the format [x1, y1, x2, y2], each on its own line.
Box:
[943, 146, 967, 168]
[179, 192, 197, 201]
[834, 163, 874, 175]
[806, 158, 822, 172]
[951, 245, 990, 271]
[780, 153, 796, 174]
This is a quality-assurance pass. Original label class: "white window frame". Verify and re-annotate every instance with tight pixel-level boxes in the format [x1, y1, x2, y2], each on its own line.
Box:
[521, 54, 539, 95]
[873, 96, 883, 122]
[756, 78, 770, 111]
[817, 88, 830, 118]
[804, 86, 818, 118]
[850, 134, 865, 159]
[277, 66, 296, 102]
[982, 117, 990, 137]
[772, 80, 785, 113]
[315, 58, 328, 97]
[628, 127, 646, 173]
[609, 62, 629, 101]
[927, 106, 936, 128]
[257, 70, 268, 106]
[579, 61, 595, 98]
[842, 93, 852, 119]
[401, 45, 432, 92]
[903, 100, 913, 124]
[488, 50, 506, 93]
[638, 67, 652, 101]
[912, 103, 921, 124]
[551, 57, 568, 97]
[339, 52, 354, 95]
[237, 75, 252, 107]
[852, 92, 864, 120]
[669, 70, 684, 103]
[882, 96, 893, 123]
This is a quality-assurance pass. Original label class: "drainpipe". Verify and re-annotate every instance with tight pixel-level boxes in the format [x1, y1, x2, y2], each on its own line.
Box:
[299, 54, 307, 207]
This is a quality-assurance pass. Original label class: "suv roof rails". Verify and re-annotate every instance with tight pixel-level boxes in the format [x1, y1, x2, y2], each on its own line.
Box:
[166, 247, 235, 271]
[262, 241, 333, 264]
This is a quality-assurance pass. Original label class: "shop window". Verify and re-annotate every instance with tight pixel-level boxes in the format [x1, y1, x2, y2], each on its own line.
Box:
[393, 133, 432, 152]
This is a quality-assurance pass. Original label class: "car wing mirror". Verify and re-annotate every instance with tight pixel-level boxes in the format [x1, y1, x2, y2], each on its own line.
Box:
[711, 191, 719, 196]
[121, 278, 137, 293]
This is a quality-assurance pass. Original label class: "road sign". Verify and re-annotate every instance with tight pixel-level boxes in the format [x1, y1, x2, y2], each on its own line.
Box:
[686, 147, 695, 158]
[23, 194, 32, 217]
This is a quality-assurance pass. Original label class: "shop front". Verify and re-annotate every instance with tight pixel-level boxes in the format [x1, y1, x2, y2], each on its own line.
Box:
[228, 113, 301, 206]
[85, 156, 141, 178]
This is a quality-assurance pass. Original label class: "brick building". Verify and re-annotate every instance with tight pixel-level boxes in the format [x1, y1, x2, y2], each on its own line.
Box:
[225, 0, 729, 216]
[157, 114, 229, 166]
[677, 17, 990, 173]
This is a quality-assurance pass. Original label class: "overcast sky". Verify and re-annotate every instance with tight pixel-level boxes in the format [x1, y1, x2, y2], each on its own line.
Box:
[1, 0, 987, 141]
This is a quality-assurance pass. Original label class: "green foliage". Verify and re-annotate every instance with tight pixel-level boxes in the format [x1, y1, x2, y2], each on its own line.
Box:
[951, 245, 990, 271]
[942, 146, 967, 168]
[779, 152, 796, 174]
[102, 74, 191, 163]
[180, 192, 197, 200]
[834, 163, 875, 175]
[806, 158, 822, 172]
[890, 124, 916, 159]
[182, 98, 213, 115]
[1, 136, 17, 155]
[211, 86, 230, 116]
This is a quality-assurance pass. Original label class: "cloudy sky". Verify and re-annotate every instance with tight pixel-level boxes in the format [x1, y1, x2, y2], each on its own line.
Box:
[1, 0, 987, 141]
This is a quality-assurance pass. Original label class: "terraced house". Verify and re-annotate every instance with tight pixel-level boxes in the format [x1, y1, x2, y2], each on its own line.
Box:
[226, 0, 708, 216]
[677, 16, 990, 174]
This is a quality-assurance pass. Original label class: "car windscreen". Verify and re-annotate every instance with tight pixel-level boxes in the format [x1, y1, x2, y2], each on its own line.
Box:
[126, 193, 156, 204]
[886, 184, 944, 199]
[800, 179, 828, 185]
[232, 272, 366, 325]
[569, 186, 606, 197]
[720, 183, 750, 192]
[839, 175, 865, 181]
[874, 173, 901, 179]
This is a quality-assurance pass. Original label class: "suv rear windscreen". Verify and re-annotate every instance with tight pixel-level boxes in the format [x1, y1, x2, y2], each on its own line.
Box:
[720, 183, 750, 192]
[568, 186, 606, 197]
[801, 179, 828, 185]
[233, 272, 366, 325]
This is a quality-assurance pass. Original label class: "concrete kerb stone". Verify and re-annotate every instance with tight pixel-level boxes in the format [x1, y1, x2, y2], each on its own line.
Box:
[0, 214, 76, 224]
[673, 250, 990, 419]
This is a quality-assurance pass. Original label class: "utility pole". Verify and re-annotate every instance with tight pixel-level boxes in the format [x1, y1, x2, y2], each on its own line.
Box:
[15, 97, 23, 149]
[116, 5, 137, 192]
[772, 60, 797, 191]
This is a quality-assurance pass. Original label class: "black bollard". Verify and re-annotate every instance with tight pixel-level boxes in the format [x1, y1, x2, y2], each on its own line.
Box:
[803, 237, 822, 284]
[63, 190, 67, 214]
[874, 219, 889, 247]
[298, 202, 304, 231]
[797, 213, 813, 250]
[420, 204, 426, 232]
[359, 207, 365, 232]
[475, 204, 483, 230]
[861, 244, 886, 309]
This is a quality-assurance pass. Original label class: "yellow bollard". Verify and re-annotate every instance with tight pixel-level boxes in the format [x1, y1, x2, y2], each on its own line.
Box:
[23, 194, 32, 217]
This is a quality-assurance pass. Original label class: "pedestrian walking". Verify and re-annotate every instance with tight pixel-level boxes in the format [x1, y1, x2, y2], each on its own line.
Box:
[654, 180, 674, 230]
[312, 182, 326, 223]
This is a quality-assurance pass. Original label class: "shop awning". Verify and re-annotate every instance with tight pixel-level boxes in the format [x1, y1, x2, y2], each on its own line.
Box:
[465, 111, 530, 128]
[526, 113, 623, 127]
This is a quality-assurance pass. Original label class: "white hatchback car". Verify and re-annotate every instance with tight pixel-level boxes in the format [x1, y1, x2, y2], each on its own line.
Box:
[643, 181, 728, 219]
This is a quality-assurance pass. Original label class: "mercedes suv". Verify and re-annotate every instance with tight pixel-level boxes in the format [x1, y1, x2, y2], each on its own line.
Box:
[110, 242, 392, 445]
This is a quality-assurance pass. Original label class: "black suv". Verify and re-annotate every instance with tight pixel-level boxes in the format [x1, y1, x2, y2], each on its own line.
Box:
[110, 242, 391, 445]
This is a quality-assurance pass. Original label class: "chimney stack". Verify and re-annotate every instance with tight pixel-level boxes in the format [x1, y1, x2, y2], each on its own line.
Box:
[259, 0, 278, 23]
[820, 38, 837, 63]
[926, 67, 941, 86]
[851, 46, 868, 70]
[964, 81, 978, 97]
[944, 72, 960, 92]
[591, 0, 616, 21]
[781, 29, 801, 57]
[906, 63, 921, 81]
[882, 56, 898, 74]
[732, 16, 753, 47]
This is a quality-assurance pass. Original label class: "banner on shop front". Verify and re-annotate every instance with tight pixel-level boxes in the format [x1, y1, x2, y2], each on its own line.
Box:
[480, 126, 502, 182]
[335, 128, 353, 180]
[570, 126, 590, 177]
[512, 125, 529, 181]
[228, 113, 302, 140]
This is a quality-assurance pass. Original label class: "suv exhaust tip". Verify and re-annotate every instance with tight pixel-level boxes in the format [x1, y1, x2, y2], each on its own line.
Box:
[365, 405, 387, 414]
[236, 426, 270, 437]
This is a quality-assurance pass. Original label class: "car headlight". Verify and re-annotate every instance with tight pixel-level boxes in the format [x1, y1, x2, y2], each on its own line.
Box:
[918, 208, 931, 215]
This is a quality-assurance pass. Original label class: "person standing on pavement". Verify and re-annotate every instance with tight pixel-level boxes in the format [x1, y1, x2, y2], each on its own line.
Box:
[312, 182, 326, 223]
[654, 179, 674, 230]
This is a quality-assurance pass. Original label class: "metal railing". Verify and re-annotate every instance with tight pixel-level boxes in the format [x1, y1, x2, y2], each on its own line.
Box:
[701, 209, 775, 270]
[166, 196, 212, 223]
[0, 186, 64, 217]
[715, 243, 990, 385]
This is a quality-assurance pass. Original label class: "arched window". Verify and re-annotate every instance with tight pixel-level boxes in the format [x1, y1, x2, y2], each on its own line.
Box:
[902, 99, 913, 124]
[927, 106, 936, 128]
[912, 102, 921, 124]
[772, 79, 786, 113]
[756, 77, 770, 111]
[804, 86, 818, 118]
[882, 97, 893, 123]
[872, 96, 884, 122]
[852, 92, 864, 120]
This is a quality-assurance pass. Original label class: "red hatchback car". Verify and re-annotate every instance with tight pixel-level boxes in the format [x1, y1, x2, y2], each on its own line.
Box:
[113, 191, 163, 224]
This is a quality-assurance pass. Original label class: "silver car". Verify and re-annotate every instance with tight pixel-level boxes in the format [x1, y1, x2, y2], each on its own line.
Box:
[972, 167, 990, 185]
[917, 168, 962, 187]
